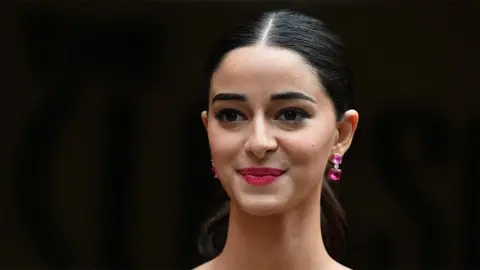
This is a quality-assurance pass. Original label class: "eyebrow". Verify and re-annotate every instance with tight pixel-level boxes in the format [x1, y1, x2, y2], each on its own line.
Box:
[212, 93, 247, 103]
[212, 91, 316, 104]
[270, 91, 316, 103]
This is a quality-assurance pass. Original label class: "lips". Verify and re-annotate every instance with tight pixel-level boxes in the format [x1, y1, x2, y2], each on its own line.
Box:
[238, 167, 285, 186]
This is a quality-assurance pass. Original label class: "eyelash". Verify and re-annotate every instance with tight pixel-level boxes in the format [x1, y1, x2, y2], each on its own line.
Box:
[276, 108, 312, 123]
[214, 109, 246, 123]
[214, 108, 312, 124]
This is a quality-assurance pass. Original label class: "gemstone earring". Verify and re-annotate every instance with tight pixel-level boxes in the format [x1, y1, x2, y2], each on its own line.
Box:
[328, 153, 343, 181]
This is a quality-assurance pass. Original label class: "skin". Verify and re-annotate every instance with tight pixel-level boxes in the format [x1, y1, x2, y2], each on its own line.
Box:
[196, 45, 359, 270]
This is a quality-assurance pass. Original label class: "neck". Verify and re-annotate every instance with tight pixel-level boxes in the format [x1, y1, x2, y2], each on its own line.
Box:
[215, 187, 337, 270]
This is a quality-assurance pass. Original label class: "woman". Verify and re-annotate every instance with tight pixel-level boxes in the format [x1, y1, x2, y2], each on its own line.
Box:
[195, 9, 359, 270]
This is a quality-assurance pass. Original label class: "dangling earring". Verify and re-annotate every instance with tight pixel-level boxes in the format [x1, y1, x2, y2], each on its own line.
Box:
[211, 160, 218, 178]
[328, 153, 343, 181]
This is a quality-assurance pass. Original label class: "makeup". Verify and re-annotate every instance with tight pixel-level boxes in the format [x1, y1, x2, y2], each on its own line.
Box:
[238, 167, 285, 186]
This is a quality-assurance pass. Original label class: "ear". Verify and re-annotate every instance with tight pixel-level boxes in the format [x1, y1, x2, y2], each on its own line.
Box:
[332, 109, 359, 155]
[201, 110, 208, 130]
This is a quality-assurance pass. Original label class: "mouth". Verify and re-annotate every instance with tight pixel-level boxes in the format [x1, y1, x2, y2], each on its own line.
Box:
[238, 167, 286, 186]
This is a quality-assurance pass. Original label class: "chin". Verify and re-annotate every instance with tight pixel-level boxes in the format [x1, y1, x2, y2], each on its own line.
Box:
[235, 194, 290, 216]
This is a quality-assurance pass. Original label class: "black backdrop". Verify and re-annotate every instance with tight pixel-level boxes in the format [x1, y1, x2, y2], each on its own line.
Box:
[1, 1, 478, 269]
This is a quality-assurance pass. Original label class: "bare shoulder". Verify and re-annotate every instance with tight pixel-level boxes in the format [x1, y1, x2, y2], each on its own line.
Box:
[192, 260, 214, 270]
[335, 261, 352, 270]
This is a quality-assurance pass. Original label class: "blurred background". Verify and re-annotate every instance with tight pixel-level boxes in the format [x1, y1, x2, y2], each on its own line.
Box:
[1, 0, 478, 269]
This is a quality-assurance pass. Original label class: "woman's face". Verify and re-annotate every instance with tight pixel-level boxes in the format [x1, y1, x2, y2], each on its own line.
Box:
[202, 45, 357, 216]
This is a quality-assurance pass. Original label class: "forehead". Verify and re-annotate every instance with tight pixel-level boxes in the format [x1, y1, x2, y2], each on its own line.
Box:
[211, 45, 325, 99]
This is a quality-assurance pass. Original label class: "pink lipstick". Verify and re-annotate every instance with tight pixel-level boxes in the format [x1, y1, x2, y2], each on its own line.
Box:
[238, 167, 285, 186]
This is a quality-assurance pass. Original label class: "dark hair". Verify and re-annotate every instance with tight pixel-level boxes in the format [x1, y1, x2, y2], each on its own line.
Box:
[198, 9, 354, 261]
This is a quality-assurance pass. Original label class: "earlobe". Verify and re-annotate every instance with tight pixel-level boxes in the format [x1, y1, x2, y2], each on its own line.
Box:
[333, 109, 359, 154]
[201, 110, 209, 129]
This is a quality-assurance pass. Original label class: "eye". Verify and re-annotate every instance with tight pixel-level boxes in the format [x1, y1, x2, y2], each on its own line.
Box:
[215, 109, 246, 123]
[276, 108, 311, 123]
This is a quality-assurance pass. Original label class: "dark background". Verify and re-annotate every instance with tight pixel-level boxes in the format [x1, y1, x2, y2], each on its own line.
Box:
[1, 1, 478, 269]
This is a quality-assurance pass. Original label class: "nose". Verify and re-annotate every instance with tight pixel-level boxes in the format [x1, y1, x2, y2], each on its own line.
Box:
[244, 116, 277, 159]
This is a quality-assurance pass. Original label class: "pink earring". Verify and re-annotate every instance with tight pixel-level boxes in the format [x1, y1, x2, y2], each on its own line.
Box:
[328, 153, 343, 181]
[211, 161, 218, 178]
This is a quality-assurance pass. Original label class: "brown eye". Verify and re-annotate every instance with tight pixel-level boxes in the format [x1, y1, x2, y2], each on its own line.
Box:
[215, 109, 246, 122]
[282, 110, 297, 121]
[276, 108, 310, 123]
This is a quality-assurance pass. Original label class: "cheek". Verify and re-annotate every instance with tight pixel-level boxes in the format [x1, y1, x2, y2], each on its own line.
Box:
[207, 124, 242, 164]
[281, 126, 335, 167]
